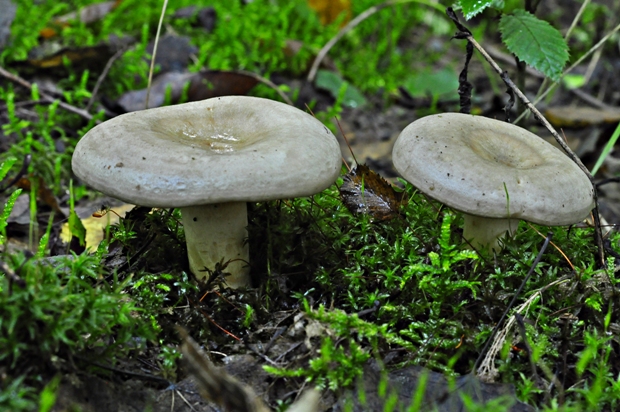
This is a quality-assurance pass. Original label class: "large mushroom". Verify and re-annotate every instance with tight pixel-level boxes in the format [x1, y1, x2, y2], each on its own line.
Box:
[72, 96, 342, 288]
[392, 113, 594, 251]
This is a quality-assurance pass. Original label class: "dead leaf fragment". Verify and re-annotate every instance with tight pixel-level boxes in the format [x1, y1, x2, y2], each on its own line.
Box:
[339, 165, 404, 220]
[39, 0, 121, 39]
[11, 44, 116, 74]
[60, 203, 134, 251]
[307, 0, 351, 25]
[116, 70, 259, 112]
[15, 176, 63, 215]
[545, 106, 620, 128]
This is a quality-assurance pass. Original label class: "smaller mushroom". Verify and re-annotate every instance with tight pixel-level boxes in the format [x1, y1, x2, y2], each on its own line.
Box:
[72, 96, 342, 288]
[392, 113, 594, 251]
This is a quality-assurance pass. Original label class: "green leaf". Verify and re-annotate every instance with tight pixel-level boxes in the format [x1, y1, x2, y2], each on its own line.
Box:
[0, 158, 17, 181]
[499, 10, 568, 81]
[315, 70, 367, 108]
[0, 189, 22, 244]
[402, 68, 459, 99]
[39, 375, 61, 412]
[459, 0, 495, 20]
[68, 209, 86, 247]
[591, 121, 620, 176]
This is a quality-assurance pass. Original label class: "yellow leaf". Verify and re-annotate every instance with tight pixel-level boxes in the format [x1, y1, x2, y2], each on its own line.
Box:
[307, 0, 351, 25]
[61, 204, 135, 251]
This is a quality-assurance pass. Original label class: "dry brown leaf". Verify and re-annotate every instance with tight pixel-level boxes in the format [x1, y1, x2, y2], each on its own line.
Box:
[339, 165, 404, 221]
[116, 70, 258, 112]
[15, 176, 63, 214]
[18, 44, 114, 71]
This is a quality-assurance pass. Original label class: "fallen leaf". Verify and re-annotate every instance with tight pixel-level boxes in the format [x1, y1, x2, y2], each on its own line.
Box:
[11, 44, 116, 74]
[339, 165, 404, 220]
[145, 35, 197, 74]
[60, 203, 134, 251]
[545, 106, 620, 128]
[187, 70, 259, 101]
[116, 71, 194, 112]
[116, 70, 259, 112]
[315, 69, 367, 108]
[307, 0, 351, 26]
[39, 0, 121, 39]
[15, 176, 63, 215]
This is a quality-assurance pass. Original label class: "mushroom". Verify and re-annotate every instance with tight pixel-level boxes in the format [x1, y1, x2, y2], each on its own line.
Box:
[392, 113, 594, 251]
[72, 96, 342, 288]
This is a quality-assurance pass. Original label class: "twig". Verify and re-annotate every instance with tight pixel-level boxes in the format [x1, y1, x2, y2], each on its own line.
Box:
[146, 0, 169, 109]
[565, 0, 590, 42]
[486, 45, 613, 110]
[233, 69, 293, 105]
[514, 313, 541, 384]
[0, 65, 96, 122]
[518, 21, 620, 123]
[307, 0, 444, 83]
[446, 7, 606, 268]
[174, 389, 197, 412]
[0, 260, 26, 290]
[475, 232, 553, 375]
[86, 46, 128, 112]
[75, 355, 172, 385]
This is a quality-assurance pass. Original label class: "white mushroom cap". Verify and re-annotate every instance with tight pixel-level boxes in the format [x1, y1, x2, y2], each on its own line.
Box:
[393, 113, 594, 225]
[72, 96, 342, 288]
[72, 96, 341, 207]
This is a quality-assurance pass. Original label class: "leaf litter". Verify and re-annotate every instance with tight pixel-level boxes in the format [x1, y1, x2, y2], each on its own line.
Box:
[339, 164, 405, 221]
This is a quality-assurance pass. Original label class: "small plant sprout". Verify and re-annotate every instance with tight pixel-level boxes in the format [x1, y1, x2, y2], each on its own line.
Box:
[72, 96, 342, 288]
[392, 113, 594, 251]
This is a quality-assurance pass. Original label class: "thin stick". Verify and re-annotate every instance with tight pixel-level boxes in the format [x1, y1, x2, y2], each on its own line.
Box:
[565, 0, 590, 41]
[307, 0, 444, 83]
[516, 21, 620, 124]
[0, 66, 95, 122]
[474, 232, 553, 372]
[146, 0, 169, 110]
[86, 46, 127, 112]
[485, 45, 613, 110]
[335, 117, 356, 170]
[232, 69, 293, 105]
[447, 8, 605, 267]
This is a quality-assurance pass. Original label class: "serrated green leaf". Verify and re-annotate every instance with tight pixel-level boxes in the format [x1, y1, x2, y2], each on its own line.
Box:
[499, 10, 568, 81]
[459, 0, 495, 19]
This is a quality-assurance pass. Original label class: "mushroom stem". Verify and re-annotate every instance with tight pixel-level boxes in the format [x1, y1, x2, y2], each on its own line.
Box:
[180, 202, 250, 288]
[462, 213, 515, 252]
